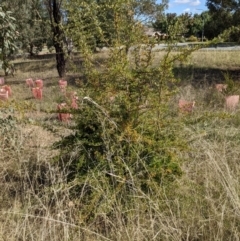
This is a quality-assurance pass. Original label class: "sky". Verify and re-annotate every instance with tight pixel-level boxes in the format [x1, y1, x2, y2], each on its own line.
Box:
[157, 0, 208, 15]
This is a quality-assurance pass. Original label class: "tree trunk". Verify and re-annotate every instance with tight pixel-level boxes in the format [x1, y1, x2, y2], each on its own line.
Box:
[55, 43, 66, 78]
[47, 0, 66, 78]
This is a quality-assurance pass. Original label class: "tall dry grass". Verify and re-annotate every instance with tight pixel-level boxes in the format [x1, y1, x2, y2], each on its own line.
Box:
[151, 49, 240, 70]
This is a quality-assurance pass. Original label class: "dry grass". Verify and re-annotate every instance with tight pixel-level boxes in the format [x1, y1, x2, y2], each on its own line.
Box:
[151, 48, 240, 69]
[189, 50, 240, 69]
[1, 51, 240, 240]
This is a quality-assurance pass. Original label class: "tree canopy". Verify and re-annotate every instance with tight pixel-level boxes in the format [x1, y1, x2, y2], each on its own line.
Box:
[0, 6, 18, 75]
[0, 0, 240, 76]
[206, 0, 240, 39]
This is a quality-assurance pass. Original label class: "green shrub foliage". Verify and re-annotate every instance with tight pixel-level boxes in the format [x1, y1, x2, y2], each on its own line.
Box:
[54, 0, 201, 222]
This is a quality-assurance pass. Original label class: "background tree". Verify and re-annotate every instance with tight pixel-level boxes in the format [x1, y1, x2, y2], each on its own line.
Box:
[134, 0, 168, 20]
[153, 13, 177, 34]
[153, 12, 210, 40]
[45, 0, 66, 77]
[184, 13, 203, 38]
[65, 0, 168, 51]
[177, 12, 193, 38]
[206, 0, 240, 39]
[0, 6, 18, 75]
[20, 0, 50, 55]
[153, 13, 191, 41]
[206, 9, 232, 39]
[0, 0, 50, 56]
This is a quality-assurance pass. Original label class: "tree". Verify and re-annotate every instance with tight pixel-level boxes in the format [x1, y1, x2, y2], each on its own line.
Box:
[152, 13, 167, 33]
[153, 13, 190, 40]
[180, 13, 201, 38]
[0, 6, 18, 75]
[0, 0, 50, 56]
[20, 0, 50, 55]
[206, 9, 232, 38]
[206, 0, 240, 38]
[133, 0, 168, 20]
[176, 13, 192, 37]
[0, 0, 66, 77]
[45, 0, 66, 77]
[207, 0, 239, 13]
[65, 0, 167, 50]
[153, 13, 177, 33]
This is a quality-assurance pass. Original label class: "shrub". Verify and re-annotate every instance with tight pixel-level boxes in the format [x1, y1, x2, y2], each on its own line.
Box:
[187, 35, 198, 42]
[53, 4, 204, 228]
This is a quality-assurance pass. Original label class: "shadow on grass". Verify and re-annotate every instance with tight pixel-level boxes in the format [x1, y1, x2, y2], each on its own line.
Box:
[10, 53, 240, 89]
[174, 66, 240, 87]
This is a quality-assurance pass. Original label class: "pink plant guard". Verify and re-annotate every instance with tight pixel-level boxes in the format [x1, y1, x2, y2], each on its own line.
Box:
[215, 84, 227, 92]
[59, 80, 68, 92]
[57, 103, 70, 122]
[109, 95, 115, 102]
[2, 85, 12, 96]
[32, 87, 43, 100]
[0, 77, 5, 85]
[26, 78, 34, 88]
[0, 88, 8, 100]
[225, 95, 239, 110]
[65, 91, 78, 109]
[35, 79, 43, 89]
[178, 99, 195, 113]
[71, 95, 78, 109]
[107, 91, 117, 103]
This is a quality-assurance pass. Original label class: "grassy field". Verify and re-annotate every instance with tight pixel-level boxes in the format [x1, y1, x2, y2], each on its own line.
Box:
[1, 49, 240, 240]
